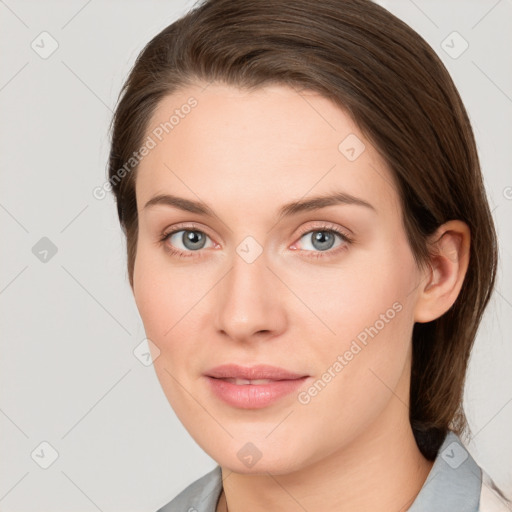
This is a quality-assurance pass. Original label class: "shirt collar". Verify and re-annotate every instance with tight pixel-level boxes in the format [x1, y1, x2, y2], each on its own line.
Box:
[408, 430, 481, 511]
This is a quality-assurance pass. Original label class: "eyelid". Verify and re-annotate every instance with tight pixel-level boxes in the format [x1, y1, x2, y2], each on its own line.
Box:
[294, 221, 353, 240]
[161, 221, 352, 243]
[161, 221, 218, 243]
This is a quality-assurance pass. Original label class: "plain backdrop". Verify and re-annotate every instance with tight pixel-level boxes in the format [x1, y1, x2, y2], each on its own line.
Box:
[0, 0, 511, 510]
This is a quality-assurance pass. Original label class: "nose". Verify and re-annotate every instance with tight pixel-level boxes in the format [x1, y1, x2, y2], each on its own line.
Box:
[213, 247, 288, 343]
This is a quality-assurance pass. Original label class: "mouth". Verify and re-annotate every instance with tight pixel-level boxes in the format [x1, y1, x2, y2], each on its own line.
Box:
[205, 363, 307, 381]
[219, 378, 280, 385]
[204, 364, 310, 409]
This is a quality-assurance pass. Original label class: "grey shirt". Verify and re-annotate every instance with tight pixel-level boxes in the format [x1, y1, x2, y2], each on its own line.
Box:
[157, 431, 510, 511]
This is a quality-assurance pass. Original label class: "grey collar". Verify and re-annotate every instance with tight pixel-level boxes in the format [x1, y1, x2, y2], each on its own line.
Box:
[408, 431, 481, 511]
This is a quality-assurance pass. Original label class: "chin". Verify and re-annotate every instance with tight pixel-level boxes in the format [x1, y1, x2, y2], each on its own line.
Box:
[220, 457, 302, 476]
[204, 438, 312, 475]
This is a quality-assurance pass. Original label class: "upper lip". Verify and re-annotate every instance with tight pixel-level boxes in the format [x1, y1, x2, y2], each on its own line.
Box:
[205, 364, 307, 380]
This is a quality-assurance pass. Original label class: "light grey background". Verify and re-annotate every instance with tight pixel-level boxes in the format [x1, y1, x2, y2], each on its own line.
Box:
[0, 1, 511, 510]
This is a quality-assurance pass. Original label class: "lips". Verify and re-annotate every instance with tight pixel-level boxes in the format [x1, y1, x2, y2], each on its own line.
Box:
[222, 378, 274, 385]
[205, 364, 306, 381]
[204, 364, 310, 409]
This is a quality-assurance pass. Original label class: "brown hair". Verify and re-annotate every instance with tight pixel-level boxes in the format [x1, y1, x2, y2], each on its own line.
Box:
[107, 0, 498, 460]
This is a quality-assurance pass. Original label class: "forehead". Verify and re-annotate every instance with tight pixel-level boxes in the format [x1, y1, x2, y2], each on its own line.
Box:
[135, 83, 399, 219]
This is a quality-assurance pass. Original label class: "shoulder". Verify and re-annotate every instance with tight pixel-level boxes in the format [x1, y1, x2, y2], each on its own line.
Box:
[156, 465, 223, 512]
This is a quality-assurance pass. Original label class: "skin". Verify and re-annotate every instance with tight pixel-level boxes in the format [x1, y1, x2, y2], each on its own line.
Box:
[132, 83, 470, 512]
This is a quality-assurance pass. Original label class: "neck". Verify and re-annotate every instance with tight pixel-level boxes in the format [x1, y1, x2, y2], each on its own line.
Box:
[218, 389, 434, 512]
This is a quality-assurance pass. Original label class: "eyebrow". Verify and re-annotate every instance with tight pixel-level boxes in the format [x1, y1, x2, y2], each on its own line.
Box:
[143, 191, 376, 218]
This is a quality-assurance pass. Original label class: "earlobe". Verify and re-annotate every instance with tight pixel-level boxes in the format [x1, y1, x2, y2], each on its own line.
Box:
[413, 220, 471, 323]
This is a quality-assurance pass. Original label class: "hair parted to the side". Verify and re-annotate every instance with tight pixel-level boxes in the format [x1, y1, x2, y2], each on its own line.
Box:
[107, 0, 498, 460]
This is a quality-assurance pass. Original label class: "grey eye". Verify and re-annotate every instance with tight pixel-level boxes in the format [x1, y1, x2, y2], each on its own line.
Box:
[299, 230, 342, 251]
[169, 230, 211, 251]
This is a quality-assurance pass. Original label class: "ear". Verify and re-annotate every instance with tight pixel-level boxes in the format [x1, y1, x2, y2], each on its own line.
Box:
[414, 220, 471, 323]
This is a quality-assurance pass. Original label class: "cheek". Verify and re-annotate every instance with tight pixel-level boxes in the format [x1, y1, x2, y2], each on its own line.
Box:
[133, 251, 163, 337]
[132, 245, 181, 352]
[132, 244, 214, 358]
[293, 301, 414, 452]
[291, 241, 418, 408]
[132, 250, 197, 408]
[287, 240, 417, 351]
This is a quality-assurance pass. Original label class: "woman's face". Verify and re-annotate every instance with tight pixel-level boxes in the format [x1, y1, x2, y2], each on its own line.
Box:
[133, 83, 426, 473]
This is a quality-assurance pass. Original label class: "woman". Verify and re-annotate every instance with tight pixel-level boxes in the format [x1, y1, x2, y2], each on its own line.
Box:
[107, 0, 510, 510]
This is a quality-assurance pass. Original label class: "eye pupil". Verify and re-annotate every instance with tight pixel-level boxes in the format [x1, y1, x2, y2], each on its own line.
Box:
[312, 231, 335, 251]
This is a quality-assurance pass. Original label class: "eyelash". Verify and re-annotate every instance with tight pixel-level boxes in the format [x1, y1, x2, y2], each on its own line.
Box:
[158, 222, 354, 260]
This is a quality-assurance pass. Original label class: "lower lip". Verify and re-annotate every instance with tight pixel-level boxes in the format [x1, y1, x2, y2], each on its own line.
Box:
[205, 376, 309, 409]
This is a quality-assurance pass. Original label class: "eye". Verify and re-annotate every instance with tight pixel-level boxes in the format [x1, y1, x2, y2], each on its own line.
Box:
[159, 222, 353, 260]
[292, 224, 353, 257]
[160, 226, 216, 258]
